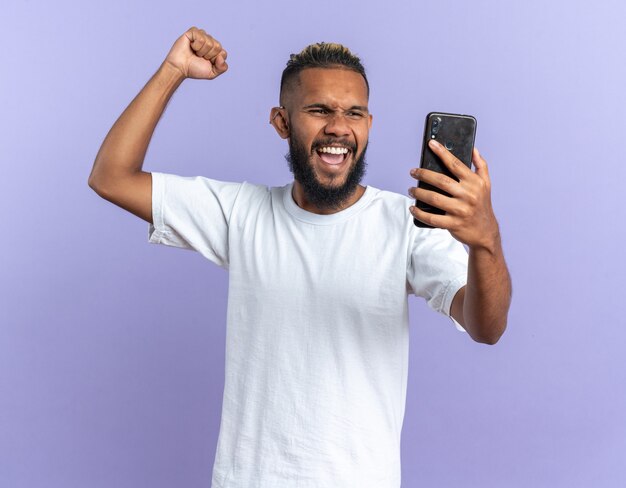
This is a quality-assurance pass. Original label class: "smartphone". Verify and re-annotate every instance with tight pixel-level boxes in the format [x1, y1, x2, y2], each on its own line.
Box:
[413, 112, 477, 228]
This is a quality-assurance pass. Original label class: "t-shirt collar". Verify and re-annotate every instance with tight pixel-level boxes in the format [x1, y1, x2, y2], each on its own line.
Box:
[282, 181, 375, 225]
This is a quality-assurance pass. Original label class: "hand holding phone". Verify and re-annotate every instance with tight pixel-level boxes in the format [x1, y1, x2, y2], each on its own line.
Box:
[413, 112, 477, 228]
[409, 113, 501, 252]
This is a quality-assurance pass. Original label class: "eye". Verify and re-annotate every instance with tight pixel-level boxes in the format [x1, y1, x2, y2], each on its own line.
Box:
[308, 108, 328, 115]
[346, 111, 365, 119]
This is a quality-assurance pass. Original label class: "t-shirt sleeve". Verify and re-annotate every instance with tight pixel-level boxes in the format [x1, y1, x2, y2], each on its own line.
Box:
[406, 227, 469, 332]
[147, 171, 243, 269]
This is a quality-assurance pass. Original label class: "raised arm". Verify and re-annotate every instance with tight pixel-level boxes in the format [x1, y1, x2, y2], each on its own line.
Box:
[87, 27, 228, 223]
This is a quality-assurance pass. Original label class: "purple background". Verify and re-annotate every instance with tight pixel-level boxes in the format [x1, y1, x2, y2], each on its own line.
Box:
[2, 0, 625, 486]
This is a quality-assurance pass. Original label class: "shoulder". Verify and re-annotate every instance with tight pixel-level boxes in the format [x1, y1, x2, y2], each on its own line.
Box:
[234, 181, 276, 207]
[152, 172, 276, 214]
[366, 186, 463, 245]
[152, 172, 244, 195]
[364, 186, 415, 226]
[368, 187, 413, 209]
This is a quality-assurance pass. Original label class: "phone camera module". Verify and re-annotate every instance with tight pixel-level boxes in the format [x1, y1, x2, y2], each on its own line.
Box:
[430, 117, 442, 137]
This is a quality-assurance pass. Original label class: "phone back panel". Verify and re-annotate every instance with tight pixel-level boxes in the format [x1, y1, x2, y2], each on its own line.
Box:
[415, 112, 476, 226]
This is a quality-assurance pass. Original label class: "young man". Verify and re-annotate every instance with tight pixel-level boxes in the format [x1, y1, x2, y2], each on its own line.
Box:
[89, 27, 511, 488]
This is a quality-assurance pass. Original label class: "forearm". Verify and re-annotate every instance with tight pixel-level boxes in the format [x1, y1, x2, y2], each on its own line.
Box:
[88, 62, 185, 190]
[463, 232, 512, 344]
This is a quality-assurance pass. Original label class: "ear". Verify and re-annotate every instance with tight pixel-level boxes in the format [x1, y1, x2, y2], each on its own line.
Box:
[269, 107, 289, 139]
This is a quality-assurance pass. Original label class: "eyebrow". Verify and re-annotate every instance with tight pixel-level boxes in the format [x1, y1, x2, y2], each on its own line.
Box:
[303, 103, 369, 112]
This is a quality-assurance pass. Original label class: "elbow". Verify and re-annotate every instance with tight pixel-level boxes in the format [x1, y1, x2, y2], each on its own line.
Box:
[87, 155, 110, 194]
[88, 167, 101, 193]
[470, 319, 507, 345]
[88, 167, 111, 197]
[477, 334, 502, 346]
[88, 176, 105, 197]
[88, 176, 113, 201]
[88, 175, 97, 191]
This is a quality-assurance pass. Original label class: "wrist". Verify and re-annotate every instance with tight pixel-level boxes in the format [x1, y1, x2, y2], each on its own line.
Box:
[158, 60, 187, 87]
[469, 227, 501, 256]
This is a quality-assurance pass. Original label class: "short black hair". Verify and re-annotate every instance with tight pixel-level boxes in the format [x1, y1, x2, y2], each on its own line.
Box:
[279, 42, 369, 104]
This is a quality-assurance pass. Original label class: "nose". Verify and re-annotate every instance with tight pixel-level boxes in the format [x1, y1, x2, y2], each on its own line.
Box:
[323, 112, 351, 137]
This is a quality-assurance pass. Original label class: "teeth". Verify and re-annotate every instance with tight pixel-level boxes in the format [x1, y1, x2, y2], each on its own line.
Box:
[319, 146, 349, 155]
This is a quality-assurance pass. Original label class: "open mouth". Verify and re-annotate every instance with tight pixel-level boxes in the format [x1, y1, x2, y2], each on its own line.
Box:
[315, 146, 351, 166]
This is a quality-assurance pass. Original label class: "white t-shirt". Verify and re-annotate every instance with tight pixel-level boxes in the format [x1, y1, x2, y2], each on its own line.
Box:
[148, 172, 469, 488]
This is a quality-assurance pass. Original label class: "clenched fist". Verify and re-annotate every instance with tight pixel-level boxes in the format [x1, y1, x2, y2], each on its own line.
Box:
[164, 27, 228, 80]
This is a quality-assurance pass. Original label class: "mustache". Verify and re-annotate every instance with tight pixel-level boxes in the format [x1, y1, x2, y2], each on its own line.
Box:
[311, 138, 357, 153]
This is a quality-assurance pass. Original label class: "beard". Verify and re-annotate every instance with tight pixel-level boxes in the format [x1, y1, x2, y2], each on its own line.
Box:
[285, 134, 368, 211]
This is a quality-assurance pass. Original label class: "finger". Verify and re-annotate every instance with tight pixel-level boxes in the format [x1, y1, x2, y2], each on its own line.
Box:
[198, 36, 218, 58]
[410, 187, 457, 213]
[409, 205, 453, 229]
[214, 53, 228, 73]
[428, 139, 473, 180]
[190, 31, 217, 58]
[191, 37, 210, 57]
[203, 41, 223, 61]
[188, 28, 208, 53]
[472, 147, 491, 185]
[410, 167, 463, 197]
[184, 26, 198, 43]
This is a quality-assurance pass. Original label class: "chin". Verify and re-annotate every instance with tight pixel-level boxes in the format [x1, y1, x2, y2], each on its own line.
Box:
[285, 138, 368, 209]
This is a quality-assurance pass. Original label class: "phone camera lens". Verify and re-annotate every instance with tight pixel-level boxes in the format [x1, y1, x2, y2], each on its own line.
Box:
[431, 117, 442, 136]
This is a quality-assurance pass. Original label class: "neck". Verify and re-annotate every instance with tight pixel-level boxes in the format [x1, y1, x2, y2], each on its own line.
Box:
[291, 181, 366, 215]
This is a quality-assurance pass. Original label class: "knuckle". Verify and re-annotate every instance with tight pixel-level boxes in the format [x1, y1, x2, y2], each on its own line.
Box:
[450, 219, 463, 232]
[438, 175, 451, 189]
[457, 205, 471, 218]
[466, 193, 478, 206]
